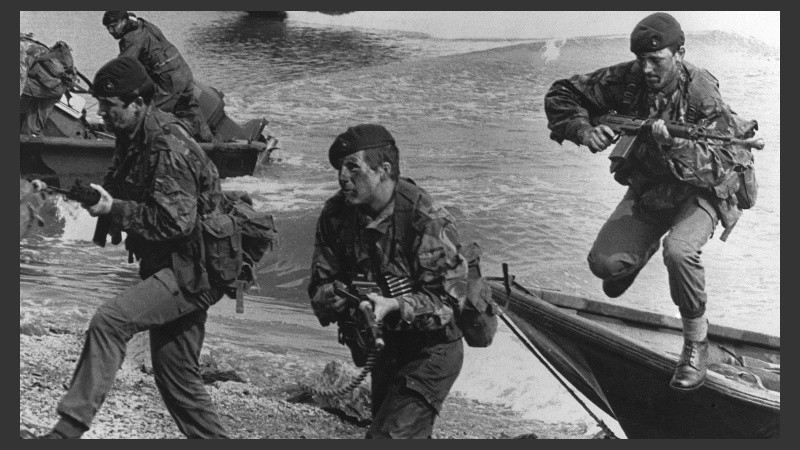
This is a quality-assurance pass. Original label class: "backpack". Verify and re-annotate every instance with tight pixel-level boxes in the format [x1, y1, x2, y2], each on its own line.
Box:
[201, 191, 277, 312]
[394, 179, 498, 347]
[23, 39, 76, 99]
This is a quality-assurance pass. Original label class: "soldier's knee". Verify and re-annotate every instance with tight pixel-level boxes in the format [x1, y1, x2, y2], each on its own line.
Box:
[87, 306, 126, 337]
[587, 251, 630, 280]
[662, 239, 699, 270]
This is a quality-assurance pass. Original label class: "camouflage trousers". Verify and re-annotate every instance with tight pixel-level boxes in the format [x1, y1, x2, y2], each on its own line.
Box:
[56, 268, 228, 438]
[366, 335, 463, 439]
[587, 188, 719, 319]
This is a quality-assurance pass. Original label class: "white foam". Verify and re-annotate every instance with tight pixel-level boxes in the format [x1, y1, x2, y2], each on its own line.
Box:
[54, 197, 97, 243]
[221, 177, 338, 212]
[542, 38, 565, 62]
[452, 325, 625, 436]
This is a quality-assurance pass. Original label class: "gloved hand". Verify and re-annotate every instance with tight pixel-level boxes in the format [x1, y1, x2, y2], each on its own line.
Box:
[87, 183, 113, 216]
[311, 280, 348, 326]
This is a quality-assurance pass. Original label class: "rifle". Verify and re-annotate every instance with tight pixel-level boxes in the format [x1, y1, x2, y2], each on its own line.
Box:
[334, 281, 385, 367]
[31, 179, 120, 247]
[594, 112, 765, 173]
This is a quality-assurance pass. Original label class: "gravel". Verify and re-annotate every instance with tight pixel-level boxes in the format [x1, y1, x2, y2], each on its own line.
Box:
[20, 300, 599, 439]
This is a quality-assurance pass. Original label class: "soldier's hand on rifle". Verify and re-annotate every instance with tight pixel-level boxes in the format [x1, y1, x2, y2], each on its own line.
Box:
[580, 125, 617, 153]
[31, 179, 46, 192]
[86, 183, 113, 216]
[367, 293, 401, 322]
[650, 119, 676, 147]
[311, 280, 348, 326]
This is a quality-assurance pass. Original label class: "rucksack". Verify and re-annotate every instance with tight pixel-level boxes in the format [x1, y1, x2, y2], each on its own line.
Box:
[23, 39, 76, 99]
[394, 178, 498, 347]
[201, 191, 277, 312]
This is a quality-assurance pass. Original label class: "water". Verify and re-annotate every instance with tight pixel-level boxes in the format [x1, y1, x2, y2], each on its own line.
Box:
[20, 11, 780, 436]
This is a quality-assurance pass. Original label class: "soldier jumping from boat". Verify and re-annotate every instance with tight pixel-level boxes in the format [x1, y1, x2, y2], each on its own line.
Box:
[544, 12, 761, 391]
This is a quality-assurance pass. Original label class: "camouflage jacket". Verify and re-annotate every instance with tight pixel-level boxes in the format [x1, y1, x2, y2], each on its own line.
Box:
[309, 178, 467, 337]
[545, 60, 758, 239]
[118, 18, 193, 100]
[102, 106, 223, 291]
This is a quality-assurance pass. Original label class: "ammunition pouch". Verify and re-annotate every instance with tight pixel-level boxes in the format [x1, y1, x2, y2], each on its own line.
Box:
[201, 209, 243, 288]
[735, 164, 757, 210]
[456, 242, 499, 348]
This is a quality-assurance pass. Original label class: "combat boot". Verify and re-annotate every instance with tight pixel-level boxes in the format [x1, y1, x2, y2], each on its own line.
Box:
[670, 338, 709, 391]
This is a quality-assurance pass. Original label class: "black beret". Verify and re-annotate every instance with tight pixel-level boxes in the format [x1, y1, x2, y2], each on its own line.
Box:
[92, 56, 153, 99]
[630, 12, 685, 54]
[102, 11, 130, 26]
[328, 124, 396, 169]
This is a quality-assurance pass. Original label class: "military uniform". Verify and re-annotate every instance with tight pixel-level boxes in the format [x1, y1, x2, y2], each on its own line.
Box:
[309, 178, 467, 438]
[545, 58, 757, 320]
[116, 18, 210, 141]
[54, 105, 229, 438]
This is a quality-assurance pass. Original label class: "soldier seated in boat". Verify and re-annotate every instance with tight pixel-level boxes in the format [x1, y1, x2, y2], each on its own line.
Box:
[309, 124, 467, 438]
[544, 12, 760, 391]
[102, 11, 213, 142]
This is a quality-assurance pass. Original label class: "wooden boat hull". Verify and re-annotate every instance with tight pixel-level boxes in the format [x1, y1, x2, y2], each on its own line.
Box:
[488, 278, 780, 438]
[20, 134, 271, 187]
[20, 45, 277, 186]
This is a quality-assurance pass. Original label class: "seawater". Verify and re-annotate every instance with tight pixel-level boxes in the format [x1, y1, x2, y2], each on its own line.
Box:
[20, 11, 780, 436]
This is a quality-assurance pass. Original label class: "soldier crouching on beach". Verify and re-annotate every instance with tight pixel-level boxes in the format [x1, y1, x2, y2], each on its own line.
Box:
[544, 12, 760, 391]
[308, 124, 467, 438]
[27, 56, 229, 439]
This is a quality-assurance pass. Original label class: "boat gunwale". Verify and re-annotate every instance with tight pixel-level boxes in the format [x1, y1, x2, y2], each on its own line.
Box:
[485, 276, 779, 350]
[487, 278, 780, 410]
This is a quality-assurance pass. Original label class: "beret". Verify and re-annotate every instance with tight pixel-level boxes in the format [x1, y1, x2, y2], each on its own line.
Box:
[92, 56, 153, 99]
[630, 12, 684, 54]
[328, 124, 396, 169]
[102, 11, 130, 26]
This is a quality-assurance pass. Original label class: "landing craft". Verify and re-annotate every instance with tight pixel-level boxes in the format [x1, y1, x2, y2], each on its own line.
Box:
[19, 33, 279, 188]
[490, 270, 780, 438]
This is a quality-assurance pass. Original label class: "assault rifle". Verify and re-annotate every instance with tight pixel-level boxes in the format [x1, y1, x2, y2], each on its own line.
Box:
[31, 179, 120, 247]
[593, 112, 765, 173]
[334, 281, 385, 367]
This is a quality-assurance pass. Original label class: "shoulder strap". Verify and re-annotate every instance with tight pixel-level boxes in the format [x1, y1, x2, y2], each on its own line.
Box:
[620, 64, 647, 116]
[393, 178, 422, 257]
[681, 61, 713, 124]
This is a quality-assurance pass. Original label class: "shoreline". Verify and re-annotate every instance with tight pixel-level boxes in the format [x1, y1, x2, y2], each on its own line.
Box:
[20, 289, 600, 439]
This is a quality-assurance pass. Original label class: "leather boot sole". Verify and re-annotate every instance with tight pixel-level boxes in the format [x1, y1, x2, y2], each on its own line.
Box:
[669, 377, 705, 392]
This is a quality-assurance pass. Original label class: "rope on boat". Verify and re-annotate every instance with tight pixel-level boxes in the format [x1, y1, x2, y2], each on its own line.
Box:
[499, 263, 619, 439]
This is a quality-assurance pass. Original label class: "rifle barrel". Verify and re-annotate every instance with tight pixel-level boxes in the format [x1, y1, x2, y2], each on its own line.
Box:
[600, 113, 764, 150]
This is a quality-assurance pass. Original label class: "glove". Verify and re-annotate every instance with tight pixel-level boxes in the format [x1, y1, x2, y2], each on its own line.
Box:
[311, 280, 347, 326]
